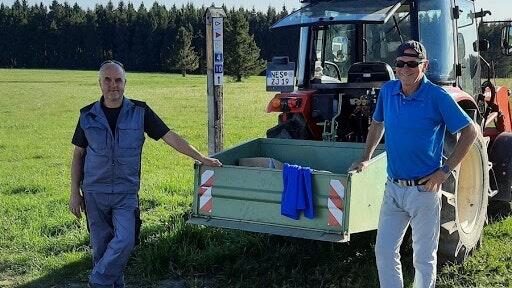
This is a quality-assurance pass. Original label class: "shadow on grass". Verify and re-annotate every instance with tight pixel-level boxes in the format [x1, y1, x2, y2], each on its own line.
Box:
[17, 215, 416, 288]
[15, 222, 175, 288]
[18, 256, 92, 288]
[128, 216, 416, 288]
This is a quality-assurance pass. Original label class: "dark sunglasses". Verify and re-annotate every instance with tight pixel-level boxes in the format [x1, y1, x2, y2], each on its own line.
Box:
[395, 60, 424, 68]
[100, 60, 124, 69]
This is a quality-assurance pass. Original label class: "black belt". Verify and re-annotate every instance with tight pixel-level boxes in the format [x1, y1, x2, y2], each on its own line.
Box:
[388, 177, 423, 187]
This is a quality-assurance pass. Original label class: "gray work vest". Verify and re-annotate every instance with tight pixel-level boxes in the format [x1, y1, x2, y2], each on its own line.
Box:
[80, 97, 145, 194]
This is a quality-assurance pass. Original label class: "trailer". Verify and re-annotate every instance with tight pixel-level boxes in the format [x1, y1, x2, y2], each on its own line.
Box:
[189, 138, 387, 242]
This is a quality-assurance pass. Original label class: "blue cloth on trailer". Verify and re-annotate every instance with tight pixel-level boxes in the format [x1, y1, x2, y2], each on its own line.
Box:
[281, 163, 314, 220]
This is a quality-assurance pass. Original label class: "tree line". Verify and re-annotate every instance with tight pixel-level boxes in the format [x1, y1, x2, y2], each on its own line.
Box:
[0, 1, 510, 78]
[0, 0, 299, 80]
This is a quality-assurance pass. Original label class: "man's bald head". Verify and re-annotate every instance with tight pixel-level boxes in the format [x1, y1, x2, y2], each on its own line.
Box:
[99, 61, 126, 80]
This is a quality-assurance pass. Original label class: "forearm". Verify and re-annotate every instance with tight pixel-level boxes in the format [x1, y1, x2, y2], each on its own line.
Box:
[444, 123, 478, 170]
[70, 147, 84, 195]
[162, 130, 205, 161]
[361, 121, 385, 161]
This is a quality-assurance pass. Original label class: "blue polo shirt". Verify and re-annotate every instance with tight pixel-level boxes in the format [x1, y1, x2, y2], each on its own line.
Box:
[373, 76, 471, 180]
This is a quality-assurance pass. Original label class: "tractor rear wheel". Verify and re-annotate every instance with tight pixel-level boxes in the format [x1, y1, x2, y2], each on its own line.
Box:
[437, 132, 489, 264]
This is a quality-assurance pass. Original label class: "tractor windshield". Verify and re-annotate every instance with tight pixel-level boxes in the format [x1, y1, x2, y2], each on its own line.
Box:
[365, 9, 412, 65]
[417, 0, 455, 84]
[366, 0, 455, 85]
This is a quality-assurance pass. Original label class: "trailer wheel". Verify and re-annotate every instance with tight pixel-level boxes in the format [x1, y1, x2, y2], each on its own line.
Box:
[488, 132, 512, 216]
[437, 131, 489, 264]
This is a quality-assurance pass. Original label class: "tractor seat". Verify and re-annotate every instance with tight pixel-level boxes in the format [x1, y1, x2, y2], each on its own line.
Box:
[347, 62, 395, 83]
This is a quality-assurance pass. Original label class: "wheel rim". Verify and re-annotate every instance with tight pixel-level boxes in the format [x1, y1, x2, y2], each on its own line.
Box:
[456, 144, 485, 234]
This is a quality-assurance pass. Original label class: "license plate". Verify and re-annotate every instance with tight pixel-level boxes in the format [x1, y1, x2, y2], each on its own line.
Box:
[267, 70, 294, 86]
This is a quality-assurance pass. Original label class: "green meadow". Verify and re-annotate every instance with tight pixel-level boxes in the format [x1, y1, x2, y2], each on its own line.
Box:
[0, 69, 511, 287]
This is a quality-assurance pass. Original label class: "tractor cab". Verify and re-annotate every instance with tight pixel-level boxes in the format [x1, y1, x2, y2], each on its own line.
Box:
[266, 0, 500, 142]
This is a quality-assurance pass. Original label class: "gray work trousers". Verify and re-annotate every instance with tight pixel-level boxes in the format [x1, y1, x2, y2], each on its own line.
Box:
[84, 193, 139, 288]
[375, 181, 441, 288]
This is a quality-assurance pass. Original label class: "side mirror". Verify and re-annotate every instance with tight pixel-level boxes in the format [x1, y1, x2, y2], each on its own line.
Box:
[473, 39, 489, 52]
[501, 25, 512, 56]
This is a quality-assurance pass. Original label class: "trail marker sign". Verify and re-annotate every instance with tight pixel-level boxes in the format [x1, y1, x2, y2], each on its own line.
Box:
[206, 7, 226, 154]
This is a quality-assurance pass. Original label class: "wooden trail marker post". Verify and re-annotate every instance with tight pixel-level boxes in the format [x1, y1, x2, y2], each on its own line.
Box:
[206, 7, 226, 155]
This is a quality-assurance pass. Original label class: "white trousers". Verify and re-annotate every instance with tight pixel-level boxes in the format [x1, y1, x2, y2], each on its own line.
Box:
[375, 181, 441, 288]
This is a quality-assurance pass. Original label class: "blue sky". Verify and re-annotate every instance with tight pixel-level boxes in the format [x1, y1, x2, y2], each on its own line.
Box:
[0, 0, 507, 20]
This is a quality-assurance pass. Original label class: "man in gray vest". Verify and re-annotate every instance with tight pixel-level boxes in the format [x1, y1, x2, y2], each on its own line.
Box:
[69, 60, 221, 288]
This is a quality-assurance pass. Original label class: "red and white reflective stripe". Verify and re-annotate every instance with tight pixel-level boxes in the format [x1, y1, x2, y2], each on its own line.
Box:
[199, 170, 214, 213]
[201, 170, 215, 187]
[328, 179, 345, 227]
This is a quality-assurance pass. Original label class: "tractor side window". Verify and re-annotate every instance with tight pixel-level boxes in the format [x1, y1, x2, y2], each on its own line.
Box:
[456, 0, 480, 95]
[311, 29, 333, 82]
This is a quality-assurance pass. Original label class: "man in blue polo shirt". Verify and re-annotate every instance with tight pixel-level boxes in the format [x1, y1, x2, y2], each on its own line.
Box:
[69, 61, 221, 288]
[349, 41, 477, 288]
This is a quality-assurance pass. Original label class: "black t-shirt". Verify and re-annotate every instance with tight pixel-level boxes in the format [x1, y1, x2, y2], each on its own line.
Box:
[102, 105, 122, 137]
[72, 99, 170, 148]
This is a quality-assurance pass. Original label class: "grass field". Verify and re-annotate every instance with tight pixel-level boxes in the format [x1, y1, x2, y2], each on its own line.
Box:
[0, 69, 511, 287]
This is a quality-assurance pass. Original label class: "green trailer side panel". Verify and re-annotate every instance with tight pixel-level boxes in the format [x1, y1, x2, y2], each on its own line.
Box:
[194, 164, 348, 239]
[346, 152, 388, 234]
[190, 138, 386, 242]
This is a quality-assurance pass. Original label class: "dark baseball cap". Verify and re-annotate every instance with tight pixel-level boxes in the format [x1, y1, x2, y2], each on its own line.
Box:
[396, 40, 427, 59]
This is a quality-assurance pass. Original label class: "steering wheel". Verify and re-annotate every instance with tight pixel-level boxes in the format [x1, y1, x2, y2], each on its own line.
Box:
[323, 61, 342, 81]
